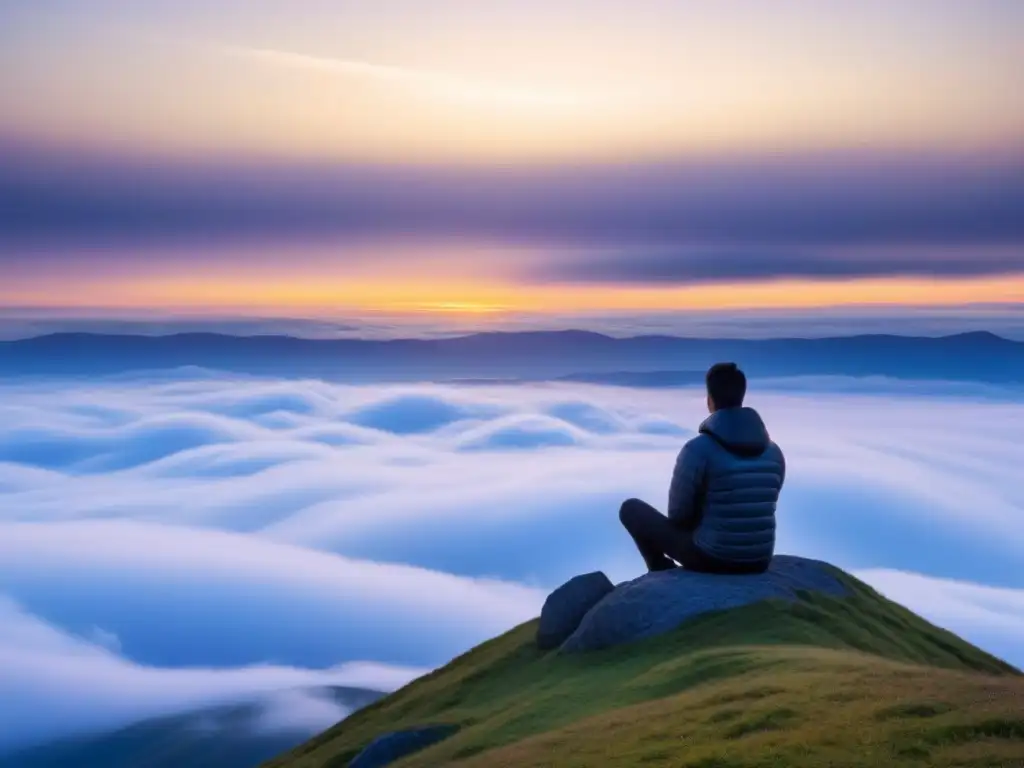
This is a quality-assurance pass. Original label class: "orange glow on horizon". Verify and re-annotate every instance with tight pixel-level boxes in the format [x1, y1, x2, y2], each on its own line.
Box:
[402, 301, 510, 314]
[8, 273, 1024, 316]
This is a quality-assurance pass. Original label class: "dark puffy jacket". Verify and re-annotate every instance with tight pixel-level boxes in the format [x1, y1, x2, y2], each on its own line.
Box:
[667, 406, 785, 565]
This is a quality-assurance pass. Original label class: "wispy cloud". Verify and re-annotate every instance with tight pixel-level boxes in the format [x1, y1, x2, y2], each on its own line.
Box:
[219, 44, 605, 110]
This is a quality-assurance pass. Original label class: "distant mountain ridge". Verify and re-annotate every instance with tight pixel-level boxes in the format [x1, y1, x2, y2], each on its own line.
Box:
[0, 686, 384, 768]
[1, 330, 1021, 383]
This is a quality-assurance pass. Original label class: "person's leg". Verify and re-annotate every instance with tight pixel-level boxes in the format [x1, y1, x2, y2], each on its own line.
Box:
[618, 498, 688, 572]
[674, 536, 722, 573]
[675, 535, 771, 575]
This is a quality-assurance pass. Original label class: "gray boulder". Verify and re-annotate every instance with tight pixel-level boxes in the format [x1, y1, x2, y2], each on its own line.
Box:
[560, 555, 847, 653]
[348, 725, 459, 768]
[536, 571, 615, 650]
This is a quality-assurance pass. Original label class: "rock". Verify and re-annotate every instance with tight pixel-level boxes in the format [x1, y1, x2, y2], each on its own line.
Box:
[348, 724, 459, 768]
[536, 571, 615, 650]
[560, 555, 847, 653]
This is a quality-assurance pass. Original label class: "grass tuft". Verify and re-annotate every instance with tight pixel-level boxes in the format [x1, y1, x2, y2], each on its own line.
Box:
[684, 757, 751, 768]
[722, 707, 800, 740]
[706, 709, 743, 725]
[925, 719, 1024, 745]
[706, 686, 785, 706]
[875, 702, 954, 721]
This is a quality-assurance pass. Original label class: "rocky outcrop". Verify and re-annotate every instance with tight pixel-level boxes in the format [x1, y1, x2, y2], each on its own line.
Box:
[537, 555, 847, 653]
[536, 571, 615, 650]
[347, 725, 459, 768]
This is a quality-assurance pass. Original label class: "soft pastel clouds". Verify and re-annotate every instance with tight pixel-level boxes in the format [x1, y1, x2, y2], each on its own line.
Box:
[1, 2, 1021, 315]
[2, 148, 1021, 314]
[2, 2, 1022, 161]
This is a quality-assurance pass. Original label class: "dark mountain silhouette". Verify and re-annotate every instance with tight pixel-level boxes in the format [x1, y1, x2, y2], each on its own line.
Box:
[1, 330, 1021, 383]
[0, 686, 383, 768]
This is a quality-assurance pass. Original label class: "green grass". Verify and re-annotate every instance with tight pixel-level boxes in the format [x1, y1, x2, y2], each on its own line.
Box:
[263, 569, 1023, 768]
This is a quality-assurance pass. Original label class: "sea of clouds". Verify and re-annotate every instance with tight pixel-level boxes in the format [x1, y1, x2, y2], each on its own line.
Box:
[1, 373, 1023, 752]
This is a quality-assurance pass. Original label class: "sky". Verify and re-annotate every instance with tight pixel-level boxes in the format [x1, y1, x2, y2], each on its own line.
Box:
[1, 1, 1022, 321]
[2, 372, 1024, 753]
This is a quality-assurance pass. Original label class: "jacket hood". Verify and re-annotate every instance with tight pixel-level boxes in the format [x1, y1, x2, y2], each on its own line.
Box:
[699, 407, 771, 457]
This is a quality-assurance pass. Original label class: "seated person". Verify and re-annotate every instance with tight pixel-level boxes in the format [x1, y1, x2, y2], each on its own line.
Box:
[619, 362, 785, 574]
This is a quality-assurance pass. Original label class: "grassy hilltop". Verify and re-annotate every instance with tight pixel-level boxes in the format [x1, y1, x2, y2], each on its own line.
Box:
[265, 570, 1024, 768]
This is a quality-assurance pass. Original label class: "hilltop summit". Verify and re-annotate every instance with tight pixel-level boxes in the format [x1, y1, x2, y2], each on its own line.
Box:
[542, 555, 847, 653]
[264, 562, 1022, 768]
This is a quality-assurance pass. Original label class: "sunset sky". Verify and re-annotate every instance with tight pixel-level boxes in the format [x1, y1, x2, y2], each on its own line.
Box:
[1, 1, 1022, 320]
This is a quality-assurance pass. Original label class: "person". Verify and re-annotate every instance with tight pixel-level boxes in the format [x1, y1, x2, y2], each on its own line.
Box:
[619, 362, 784, 574]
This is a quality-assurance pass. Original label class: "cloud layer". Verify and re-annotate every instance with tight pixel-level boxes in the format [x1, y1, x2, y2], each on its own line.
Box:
[3, 145, 1022, 284]
[1, 374, 1023, 752]
[0, 595, 428, 749]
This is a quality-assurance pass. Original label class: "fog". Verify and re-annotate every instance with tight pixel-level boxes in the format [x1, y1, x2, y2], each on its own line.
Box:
[1, 373, 1022, 751]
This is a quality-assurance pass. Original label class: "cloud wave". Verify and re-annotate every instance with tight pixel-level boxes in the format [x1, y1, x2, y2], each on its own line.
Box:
[0, 594, 428, 751]
[1, 374, 1023, 751]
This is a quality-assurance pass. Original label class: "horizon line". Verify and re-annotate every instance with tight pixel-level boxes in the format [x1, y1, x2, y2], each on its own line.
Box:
[3, 328, 1014, 344]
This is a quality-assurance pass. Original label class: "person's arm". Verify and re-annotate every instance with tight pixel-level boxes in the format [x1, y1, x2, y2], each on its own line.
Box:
[667, 439, 707, 530]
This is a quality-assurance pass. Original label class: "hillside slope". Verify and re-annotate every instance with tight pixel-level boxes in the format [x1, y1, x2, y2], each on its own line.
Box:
[265, 571, 1023, 768]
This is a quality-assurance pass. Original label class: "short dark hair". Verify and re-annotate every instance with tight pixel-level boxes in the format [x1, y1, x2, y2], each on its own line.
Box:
[706, 362, 746, 409]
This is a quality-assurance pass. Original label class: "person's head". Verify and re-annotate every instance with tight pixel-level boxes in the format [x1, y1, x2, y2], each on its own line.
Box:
[705, 362, 747, 412]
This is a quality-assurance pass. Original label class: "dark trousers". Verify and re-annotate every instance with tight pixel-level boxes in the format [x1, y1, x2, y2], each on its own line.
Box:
[618, 498, 768, 575]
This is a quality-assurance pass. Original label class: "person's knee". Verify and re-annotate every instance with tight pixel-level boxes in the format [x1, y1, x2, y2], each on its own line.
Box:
[619, 498, 643, 526]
